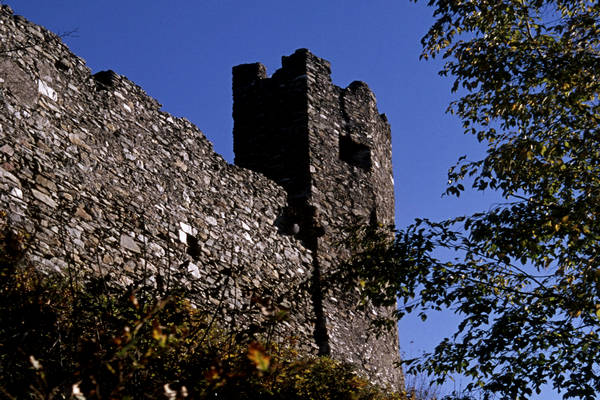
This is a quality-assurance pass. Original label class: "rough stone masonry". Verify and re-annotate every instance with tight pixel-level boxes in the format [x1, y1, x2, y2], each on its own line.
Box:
[0, 5, 402, 388]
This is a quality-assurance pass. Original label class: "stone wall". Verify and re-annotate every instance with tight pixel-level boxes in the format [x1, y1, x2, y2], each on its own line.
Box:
[0, 5, 402, 389]
[0, 4, 315, 355]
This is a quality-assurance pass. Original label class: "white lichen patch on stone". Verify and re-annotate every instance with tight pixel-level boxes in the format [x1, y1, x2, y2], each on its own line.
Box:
[179, 221, 197, 236]
[241, 232, 252, 242]
[178, 229, 187, 244]
[188, 262, 201, 279]
[37, 79, 57, 101]
[10, 187, 22, 199]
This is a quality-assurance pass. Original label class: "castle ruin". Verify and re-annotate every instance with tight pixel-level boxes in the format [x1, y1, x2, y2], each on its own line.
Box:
[0, 5, 402, 388]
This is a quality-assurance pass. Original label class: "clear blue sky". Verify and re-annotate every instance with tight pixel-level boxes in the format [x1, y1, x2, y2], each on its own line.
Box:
[9, 1, 558, 398]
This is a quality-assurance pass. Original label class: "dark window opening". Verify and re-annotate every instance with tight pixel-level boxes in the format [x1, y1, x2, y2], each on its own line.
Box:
[186, 234, 201, 261]
[339, 135, 371, 171]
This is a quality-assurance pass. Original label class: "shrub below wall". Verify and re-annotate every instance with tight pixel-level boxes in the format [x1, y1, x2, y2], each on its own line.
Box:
[0, 221, 407, 400]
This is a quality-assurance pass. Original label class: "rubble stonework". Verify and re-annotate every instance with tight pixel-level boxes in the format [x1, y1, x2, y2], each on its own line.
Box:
[0, 5, 402, 388]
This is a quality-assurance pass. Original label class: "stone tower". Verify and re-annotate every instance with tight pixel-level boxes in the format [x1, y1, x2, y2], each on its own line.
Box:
[232, 49, 400, 386]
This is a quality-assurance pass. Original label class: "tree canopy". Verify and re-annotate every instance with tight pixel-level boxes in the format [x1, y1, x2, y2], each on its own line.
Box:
[347, 1, 600, 399]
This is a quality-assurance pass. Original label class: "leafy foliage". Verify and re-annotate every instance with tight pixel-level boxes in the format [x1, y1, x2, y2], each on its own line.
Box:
[343, 1, 600, 399]
[0, 217, 405, 400]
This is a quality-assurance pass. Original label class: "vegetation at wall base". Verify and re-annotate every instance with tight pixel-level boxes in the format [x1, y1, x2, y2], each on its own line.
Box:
[341, 1, 600, 399]
[0, 218, 411, 400]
